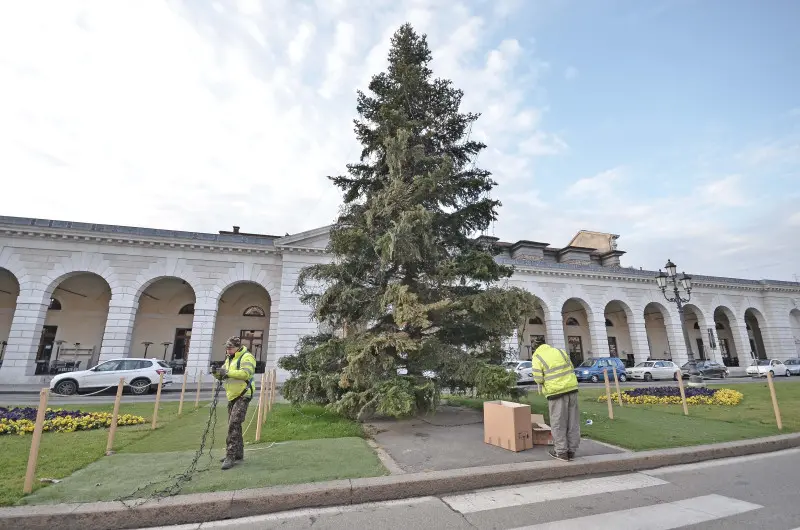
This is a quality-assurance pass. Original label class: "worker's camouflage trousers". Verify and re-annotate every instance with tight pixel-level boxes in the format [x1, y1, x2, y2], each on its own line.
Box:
[226, 396, 251, 460]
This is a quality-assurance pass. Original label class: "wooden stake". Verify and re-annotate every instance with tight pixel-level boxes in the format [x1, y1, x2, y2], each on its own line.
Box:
[194, 370, 203, 409]
[23, 388, 49, 494]
[766, 370, 783, 430]
[612, 366, 623, 407]
[177, 372, 188, 416]
[603, 369, 614, 420]
[151, 372, 164, 430]
[675, 370, 689, 416]
[269, 368, 277, 410]
[106, 377, 125, 455]
[255, 370, 267, 441]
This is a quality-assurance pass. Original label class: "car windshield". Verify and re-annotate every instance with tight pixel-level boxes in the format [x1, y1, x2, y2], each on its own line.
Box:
[578, 359, 597, 368]
[752, 360, 770, 366]
[635, 362, 655, 367]
[785, 359, 799, 365]
[504, 362, 519, 369]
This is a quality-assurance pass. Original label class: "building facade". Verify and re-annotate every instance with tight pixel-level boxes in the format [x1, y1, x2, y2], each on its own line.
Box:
[1, 215, 799, 386]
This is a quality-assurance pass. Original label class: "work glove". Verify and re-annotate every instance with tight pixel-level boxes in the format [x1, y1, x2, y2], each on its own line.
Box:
[217, 367, 228, 379]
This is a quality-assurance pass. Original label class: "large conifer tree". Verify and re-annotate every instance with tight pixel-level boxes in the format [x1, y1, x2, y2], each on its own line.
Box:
[280, 24, 535, 419]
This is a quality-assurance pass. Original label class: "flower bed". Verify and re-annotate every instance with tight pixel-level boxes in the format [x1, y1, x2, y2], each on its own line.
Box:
[598, 386, 743, 406]
[0, 407, 146, 435]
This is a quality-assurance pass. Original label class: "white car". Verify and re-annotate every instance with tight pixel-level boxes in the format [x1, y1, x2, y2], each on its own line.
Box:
[50, 358, 173, 396]
[746, 359, 791, 378]
[505, 360, 534, 384]
[627, 360, 681, 381]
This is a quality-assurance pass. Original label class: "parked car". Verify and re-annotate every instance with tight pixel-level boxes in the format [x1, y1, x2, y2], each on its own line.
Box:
[745, 359, 791, 378]
[574, 357, 627, 383]
[628, 360, 681, 381]
[784, 358, 800, 376]
[680, 360, 729, 379]
[50, 358, 173, 396]
[504, 360, 534, 384]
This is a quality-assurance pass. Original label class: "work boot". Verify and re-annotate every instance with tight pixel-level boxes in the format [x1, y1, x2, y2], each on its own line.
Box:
[548, 448, 569, 461]
[221, 457, 235, 470]
[567, 451, 575, 460]
[220, 455, 243, 463]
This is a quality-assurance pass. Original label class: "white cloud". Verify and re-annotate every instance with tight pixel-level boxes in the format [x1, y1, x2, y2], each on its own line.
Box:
[698, 175, 747, 207]
[736, 139, 800, 166]
[564, 66, 579, 80]
[566, 167, 623, 196]
[789, 212, 800, 226]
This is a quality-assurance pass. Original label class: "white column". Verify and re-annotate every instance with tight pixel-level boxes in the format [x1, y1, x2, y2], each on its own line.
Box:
[627, 309, 651, 365]
[502, 329, 520, 358]
[664, 307, 689, 365]
[705, 326, 720, 363]
[185, 298, 217, 381]
[586, 306, 610, 356]
[762, 295, 794, 358]
[0, 288, 48, 382]
[544, 309, 566, 350]
[98, 293, 138, 363]
[731, 313, 753, 366]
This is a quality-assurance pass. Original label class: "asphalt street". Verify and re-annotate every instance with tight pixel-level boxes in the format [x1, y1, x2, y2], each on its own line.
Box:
[2, 377, 797, 405]
[144, 447, 800, 529]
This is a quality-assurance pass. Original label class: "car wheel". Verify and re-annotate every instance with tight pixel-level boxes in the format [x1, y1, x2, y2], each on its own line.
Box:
[786, 370, 791, 377]
[644, 373, 653, 382]
[129, 378, 151, 395]
[721, 372, 727, 379]
[54, 379, 78, 396]
[590, 375, 599, 383]
[618, 374, 627, 382]
[769, 370, 774, 378]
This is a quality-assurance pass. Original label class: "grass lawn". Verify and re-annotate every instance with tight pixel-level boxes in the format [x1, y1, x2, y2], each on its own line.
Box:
[0, 399, 377, 507]
[447, 380, 799, 451]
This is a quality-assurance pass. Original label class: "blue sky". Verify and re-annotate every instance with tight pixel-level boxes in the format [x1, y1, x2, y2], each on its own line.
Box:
[0, 0, 798, 280]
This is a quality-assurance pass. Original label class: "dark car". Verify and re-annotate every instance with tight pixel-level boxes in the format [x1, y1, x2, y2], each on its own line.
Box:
[574, 357, 628, 383]
[681, 360, 729, 379]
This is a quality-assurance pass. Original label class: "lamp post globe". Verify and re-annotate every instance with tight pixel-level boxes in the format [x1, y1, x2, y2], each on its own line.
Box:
[655, 260, 704, 387]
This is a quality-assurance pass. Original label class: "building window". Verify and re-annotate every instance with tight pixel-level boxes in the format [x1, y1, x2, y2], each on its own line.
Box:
[48, 298, 62, 311]
[565, 317, 579, 326]
[605, 318, 613, 327]
[243, 305, 266, 317]
[178, 303, 195, 315]
[529, 316, 543, 325]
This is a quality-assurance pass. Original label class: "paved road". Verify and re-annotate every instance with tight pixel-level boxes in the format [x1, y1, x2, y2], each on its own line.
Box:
[2, 377, 797, 405]
[145, 448, 800, 529]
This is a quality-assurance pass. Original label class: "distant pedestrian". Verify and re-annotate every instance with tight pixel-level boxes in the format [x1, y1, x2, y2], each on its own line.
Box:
[212, 336, 256, 470]
[531, 343, 580, 461]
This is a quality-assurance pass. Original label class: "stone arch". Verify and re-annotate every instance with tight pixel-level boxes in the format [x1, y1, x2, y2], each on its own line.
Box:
[604, 299, 635, 361]
[41, 253, 120, 300]
[130, 276, 198, 361]
[643, 301, 674, 360]
[41, 270, 113, 371]
[744, 307, 768, 359]
[131, 259, 202, 304]
[211, 280, 273, 369]
[682, 303, 709, 360]
[0, 267, 21, 351]
[0, 250, 27, 287]
[790, 308, 800, 356]
[561, 297, 594, 364]
[516, 292, 550, 359]
[207, 265, 280, 307]
[713, 305, 745, 367]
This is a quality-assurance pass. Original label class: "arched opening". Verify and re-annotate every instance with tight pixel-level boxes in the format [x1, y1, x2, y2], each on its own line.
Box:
[0, 268, 20, 368]
[41, 272, 112, 374]
[682, 303, 707, 360]
[212, 282, 271, 373]
[130, 277, 196, 372]
[643, 302, 672, 361]
[791, 309, 800, 357]
[744, 308, 767, 360]
[605, 300, 634, 366]
[713, 306, 739, 367]
[517, 298, 548, 360]
[562, 298, 593, 365]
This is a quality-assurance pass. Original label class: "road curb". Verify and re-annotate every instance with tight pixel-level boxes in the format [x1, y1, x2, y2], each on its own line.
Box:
[3, 432, 800, 530]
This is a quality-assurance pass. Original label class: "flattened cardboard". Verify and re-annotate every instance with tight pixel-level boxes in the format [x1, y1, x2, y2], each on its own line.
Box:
[483, 400, 533, 452]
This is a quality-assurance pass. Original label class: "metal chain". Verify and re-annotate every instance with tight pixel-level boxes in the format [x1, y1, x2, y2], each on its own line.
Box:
[49, 384, 120, 397]
[116, 381, 224, 507]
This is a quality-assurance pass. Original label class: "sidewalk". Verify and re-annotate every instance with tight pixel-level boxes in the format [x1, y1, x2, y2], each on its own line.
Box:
[3, 432, 799, 530]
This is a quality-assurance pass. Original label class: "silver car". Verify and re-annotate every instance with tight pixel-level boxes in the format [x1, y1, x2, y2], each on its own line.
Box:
[784, 359, 800, 376]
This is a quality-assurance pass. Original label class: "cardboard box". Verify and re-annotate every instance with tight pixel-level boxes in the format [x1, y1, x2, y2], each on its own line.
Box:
[531, 414, 553, 446]
[483, 400, 533, 452]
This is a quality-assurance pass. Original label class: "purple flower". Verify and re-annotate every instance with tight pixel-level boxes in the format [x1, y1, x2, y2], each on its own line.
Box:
[624, 387, 718, 399]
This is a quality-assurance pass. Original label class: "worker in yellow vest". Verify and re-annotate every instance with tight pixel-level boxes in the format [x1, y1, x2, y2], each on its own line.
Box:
[531, 343, 580, 461]
[212, 336, 256, 470]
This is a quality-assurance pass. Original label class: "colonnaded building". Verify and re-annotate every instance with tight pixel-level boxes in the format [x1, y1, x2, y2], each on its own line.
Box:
[1, 215, 799, 386]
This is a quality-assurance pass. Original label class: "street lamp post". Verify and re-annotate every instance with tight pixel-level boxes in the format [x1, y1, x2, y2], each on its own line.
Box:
[655, 259, 705, 387]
